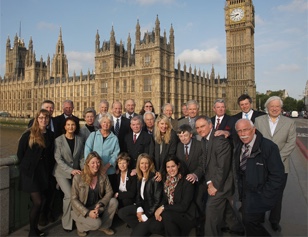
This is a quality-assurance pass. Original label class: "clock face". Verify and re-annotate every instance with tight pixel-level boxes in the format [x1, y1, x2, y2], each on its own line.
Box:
[230, 8, 244, 22]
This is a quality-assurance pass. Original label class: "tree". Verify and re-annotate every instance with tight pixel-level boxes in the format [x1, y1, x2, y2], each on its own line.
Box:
[283, 97, 297, 111]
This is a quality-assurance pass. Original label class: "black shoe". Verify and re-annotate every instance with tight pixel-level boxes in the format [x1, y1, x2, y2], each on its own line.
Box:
[221, 227, 230, 232]
[35, 229, 45, 236]
[63, 228, 73, 232]
[229, 230, 245, 236]
[271, 223, 281, 232]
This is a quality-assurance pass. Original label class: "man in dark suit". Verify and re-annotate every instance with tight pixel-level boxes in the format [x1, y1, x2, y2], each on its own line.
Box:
[110, 101, 131, 152]
[162, 103, 178, 131]
[123, 116, 154, 169]
[234, 119, 285, 236]
[232, 94, 266, 123]
[176, 124, 205, 236]
[54, 100, 80, 138]
[142, 111, 155, 135]
[178, 102, 189, 121]
[123, 99, 138, 119]
[178, 100, 201, 140]
[195, 116, 243, 236]
[28, 100, 56, 133]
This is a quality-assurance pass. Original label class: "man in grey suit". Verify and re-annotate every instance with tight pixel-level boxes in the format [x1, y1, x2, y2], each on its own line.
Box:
[195, 116, 243, 236]
[162, 103, 178, 131]
[178, 100, 201, 140]
[254, 96, 296, 232]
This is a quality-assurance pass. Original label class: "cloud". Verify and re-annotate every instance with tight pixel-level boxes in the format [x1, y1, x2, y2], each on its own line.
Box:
[135, 0, 175, 5]
[177, 47, 224, 66]
[255, 14, 265, 25]
[277, 0, 308, 12]
[274, 63, 301, 72]
[66, 51, 95, 75]
[36, 21, 58, 31]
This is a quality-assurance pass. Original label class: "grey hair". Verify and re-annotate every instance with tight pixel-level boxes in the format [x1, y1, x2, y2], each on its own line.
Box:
[125, 99, 136, 106]
[213, 99, 226, 107]
[187, 100, 199, 109]
[195, 115, 212, 125]
[264, 96, 283, 113]
[83, 107, 96, 118]
[143, 111, 156, 120]
[62, 100, 74, 108]
[162, 103, 174, 113]
[99, 99, 109, 108]
[130, 115, 143, 126]
[235, 118, 255, 131]
[98, 112, 114, 126]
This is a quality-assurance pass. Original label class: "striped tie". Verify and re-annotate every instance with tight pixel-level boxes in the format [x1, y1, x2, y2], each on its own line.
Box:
[114, 118, 120, 136]
[240, 144, 250, 171]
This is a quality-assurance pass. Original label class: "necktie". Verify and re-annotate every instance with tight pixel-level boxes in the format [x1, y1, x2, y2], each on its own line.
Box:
[133, 133, 137, 143]
[129, 115, 132, 120]
[240, 144, 250, 171]
[189, 118, 195, 129]
[216, 118, 220, 130]
[245, 113, 249, 119]
[185, 145, 189, 161]
[115, 118, 120, 136]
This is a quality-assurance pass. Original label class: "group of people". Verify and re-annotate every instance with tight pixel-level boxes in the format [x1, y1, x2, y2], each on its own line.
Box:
[17, 94, 296, 237]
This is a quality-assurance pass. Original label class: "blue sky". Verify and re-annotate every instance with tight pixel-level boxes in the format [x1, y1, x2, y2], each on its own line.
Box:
[1, 0, 307, 99]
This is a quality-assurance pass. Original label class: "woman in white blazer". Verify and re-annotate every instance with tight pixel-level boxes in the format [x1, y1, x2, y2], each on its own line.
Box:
[53, 117, 85, 231]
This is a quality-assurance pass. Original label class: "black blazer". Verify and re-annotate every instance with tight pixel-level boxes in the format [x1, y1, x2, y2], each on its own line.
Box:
[211, 114, 236, 141]
[123, 131, 154, 169]
[154, 129, 178, 171]
[161, 177, 197, 221]
[115, 170, 137, 208]
[232, 110, 266, 123]
[135, 172, 163, 218]
[176, 139, 203, 180]
[17, 129, 55, 177]
[54, 114, 80, 138]
[111, 116, 131, 152]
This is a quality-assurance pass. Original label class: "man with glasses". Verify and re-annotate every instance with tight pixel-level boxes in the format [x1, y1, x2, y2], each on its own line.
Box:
[234, 119, 285, 236]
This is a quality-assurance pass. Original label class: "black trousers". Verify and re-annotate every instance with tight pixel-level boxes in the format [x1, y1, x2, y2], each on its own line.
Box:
[269, 173, 288, 224]
[162, 210, 195, 237]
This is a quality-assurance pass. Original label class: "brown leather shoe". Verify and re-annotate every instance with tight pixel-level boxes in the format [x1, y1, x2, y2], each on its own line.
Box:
[99, 228, 115, 235]
[77, 230, 87, 237]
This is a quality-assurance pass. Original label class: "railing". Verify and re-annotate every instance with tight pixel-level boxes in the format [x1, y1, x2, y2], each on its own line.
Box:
[0, 155, 29, 236]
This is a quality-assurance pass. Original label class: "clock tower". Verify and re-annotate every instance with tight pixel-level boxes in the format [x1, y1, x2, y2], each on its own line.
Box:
[225, 0, 256, 114]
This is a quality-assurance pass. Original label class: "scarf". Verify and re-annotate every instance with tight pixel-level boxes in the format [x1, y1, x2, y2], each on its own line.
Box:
[164, 174, 180, 205]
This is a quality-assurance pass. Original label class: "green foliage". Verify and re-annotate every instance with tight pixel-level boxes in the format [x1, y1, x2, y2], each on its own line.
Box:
[283, 97, 297, 111]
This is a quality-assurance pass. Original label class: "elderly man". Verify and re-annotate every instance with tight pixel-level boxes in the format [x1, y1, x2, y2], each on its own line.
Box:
[178, 100, 201, 140]
[234, 119, 285, 236]
[94, 99, 109, 129]
[142, 111, 155, 135]
[162, 103, 178, 130]
[233, 94, 265, 123]
[254, 96, 296, 232]
[123, 99, 138, 119]
[110, 101, 131, 152]
[54, 100, 79, 138]
[178, 103, 189, 121]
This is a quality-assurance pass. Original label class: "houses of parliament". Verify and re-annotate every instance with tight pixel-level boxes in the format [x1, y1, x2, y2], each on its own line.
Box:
[0, 0, 256, 119]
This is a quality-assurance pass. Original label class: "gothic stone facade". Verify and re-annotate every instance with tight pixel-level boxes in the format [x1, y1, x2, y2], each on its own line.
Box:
[1, 1, 256, 118]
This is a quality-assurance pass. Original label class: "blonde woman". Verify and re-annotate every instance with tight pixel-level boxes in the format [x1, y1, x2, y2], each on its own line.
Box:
[17, 109, 54, 237]
[71, 151, 118, 236]
[153, 114, 178, 171]
[118, 153, 163, 236]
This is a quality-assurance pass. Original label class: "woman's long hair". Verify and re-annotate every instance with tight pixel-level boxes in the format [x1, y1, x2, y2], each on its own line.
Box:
[139, 100, 155, 115]
[154, 114, 172, 145]
[82, 151, 104, 185]
[28, 109, 50, 148]
[136, 153, 155, 181]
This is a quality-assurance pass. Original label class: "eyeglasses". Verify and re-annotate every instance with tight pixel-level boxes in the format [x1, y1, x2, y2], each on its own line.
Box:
[38, 117, 49, 120]
[145, 105, 153, 108]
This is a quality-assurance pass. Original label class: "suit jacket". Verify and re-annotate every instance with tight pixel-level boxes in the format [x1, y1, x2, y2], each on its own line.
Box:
[211, 114, 236, 141]
[232, 110, 266, 123]
[123, 131, 154, 169]
[135, 172, 163, 218]
[111, 116, 131, 152]
[176, 139, 203, 179]
[233, 130, 285, 213]
[122, 112, 138, 119]
[202, 130, 234, 198]
[71, 173, 114, 217]
[254, 115, 296, 173]
[54, 114, 80, 138]
[114, 170, 137, 207]
[154, 129, 178, 171]
[161, 177, 197, 221]
[170, 117, 178, 131]
[53, 134, 85, 179]
[178, 117, 201, 141]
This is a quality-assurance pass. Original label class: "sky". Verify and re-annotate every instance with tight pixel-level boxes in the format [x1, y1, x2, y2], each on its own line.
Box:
[0, 0, 307, 99]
